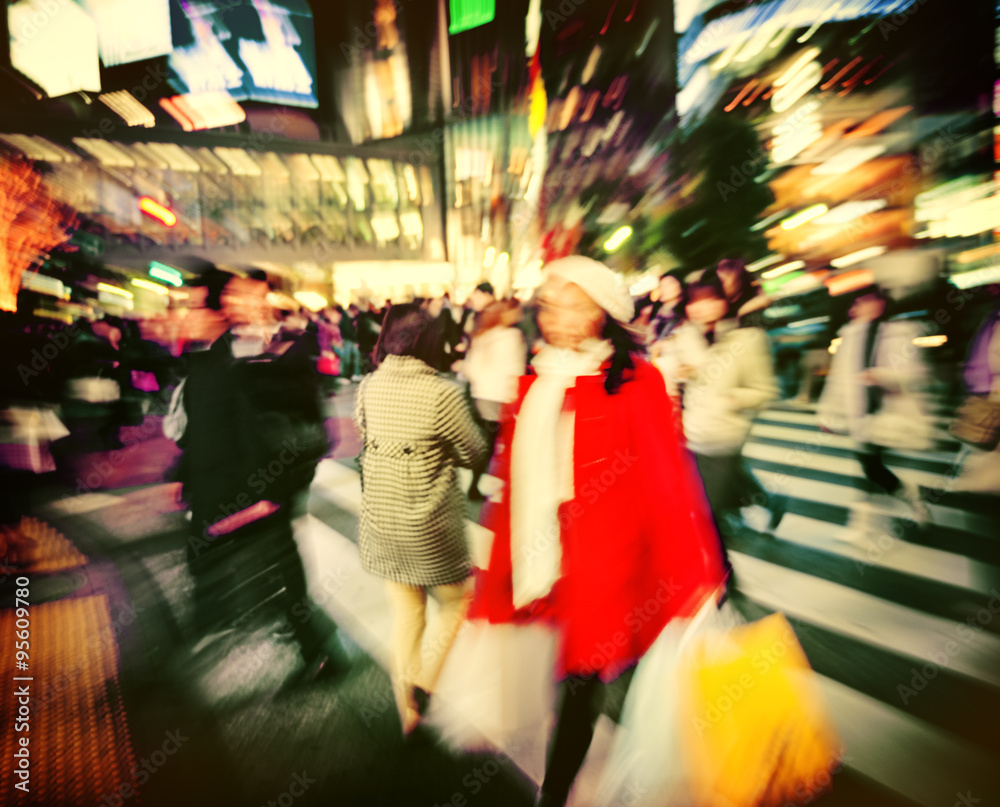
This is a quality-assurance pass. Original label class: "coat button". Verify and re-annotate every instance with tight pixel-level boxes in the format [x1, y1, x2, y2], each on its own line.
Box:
[403, 447, 412, 454]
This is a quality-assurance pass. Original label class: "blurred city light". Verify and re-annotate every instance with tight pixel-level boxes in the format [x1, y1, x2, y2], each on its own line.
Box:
[98, 91, 156, 128]
[130, 278, 169, 296]
[780, 205, 829, 230]
[811, 144, 887, 175]
[138, 197, 177, 227]
[748, 254, 785, 271]
[762, 260, 807, 279]
[913, 335, 948, 347]
[293, 291, 329, 311]
[603, 226, 633, 251]
[831, 246, 888, 268]
[148, 263, 184, 287]
[775, 48, 822, 87]
[95, 283, 133, 299]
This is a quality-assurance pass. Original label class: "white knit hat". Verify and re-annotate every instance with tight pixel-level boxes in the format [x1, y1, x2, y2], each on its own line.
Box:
[543, 256, 634, 324]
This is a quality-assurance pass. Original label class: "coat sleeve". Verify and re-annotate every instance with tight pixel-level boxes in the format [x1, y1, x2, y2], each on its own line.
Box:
[870, 321, 926, 392]
[354, 376, 368, 442]
[437, 382, 488, 469]
[630, 363, 728, 616]
[498, 329, 527, 403]
[729, 327, 779, 411]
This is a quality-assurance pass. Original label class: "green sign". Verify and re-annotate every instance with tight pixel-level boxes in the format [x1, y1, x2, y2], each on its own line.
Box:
[449, 0, 494, 33]
[149, 262, 183, 287]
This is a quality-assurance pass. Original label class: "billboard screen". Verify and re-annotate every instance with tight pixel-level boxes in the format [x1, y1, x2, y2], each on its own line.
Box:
[167, 0, 318, 108]
[8, 0, 101, 97]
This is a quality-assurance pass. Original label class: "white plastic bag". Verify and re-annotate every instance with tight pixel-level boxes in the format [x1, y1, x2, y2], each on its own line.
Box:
[426, 619, 559, 784]
[594, 594, 743, 807]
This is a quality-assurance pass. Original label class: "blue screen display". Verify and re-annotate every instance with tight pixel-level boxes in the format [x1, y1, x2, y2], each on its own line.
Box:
[168, 0, 318, 108]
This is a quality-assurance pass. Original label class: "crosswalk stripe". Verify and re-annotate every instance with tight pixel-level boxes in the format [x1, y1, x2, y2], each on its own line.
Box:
[749, 422, 960, 467]
[730, 551, 1000, 689]
[816, 673, 999, 807]
[310, 459, 1000, 685]
[760, 407, 955, 434]
[765, 512, 998, 596]
[744, 441, 953, 489]
[299, 493, 1000, 807]
[750, 467, 993, 537]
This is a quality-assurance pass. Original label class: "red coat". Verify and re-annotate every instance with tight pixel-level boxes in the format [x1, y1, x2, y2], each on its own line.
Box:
[470, 358, 727, 681]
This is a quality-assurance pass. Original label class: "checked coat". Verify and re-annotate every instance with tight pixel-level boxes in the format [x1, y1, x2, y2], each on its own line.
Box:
[355, 355, 488, 586]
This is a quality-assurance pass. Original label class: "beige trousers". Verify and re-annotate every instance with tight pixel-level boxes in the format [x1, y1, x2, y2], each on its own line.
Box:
[384, 579, 472, 710]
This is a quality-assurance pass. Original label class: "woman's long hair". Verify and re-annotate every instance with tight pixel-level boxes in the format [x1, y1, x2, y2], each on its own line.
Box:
[372, 303, 438, 368]
[602, 318, 645, 395]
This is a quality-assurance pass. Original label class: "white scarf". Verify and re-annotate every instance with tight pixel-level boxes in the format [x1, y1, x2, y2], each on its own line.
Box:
[510, 338, 613, 608]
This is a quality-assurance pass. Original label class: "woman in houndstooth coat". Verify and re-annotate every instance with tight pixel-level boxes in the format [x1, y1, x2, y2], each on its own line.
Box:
[354, 303, 488, 735]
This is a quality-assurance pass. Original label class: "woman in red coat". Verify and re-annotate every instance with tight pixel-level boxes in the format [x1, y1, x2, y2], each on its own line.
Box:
[470, 256, 727, 807]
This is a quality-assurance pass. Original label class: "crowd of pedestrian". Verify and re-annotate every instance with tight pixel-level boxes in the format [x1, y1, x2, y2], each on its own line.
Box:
[4, 251, 1000, 807]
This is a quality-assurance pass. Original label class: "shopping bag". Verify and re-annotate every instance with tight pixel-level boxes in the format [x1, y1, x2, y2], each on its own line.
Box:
[425, 619, 558, 785]
[677, 612, 842, 807]
[595, 591, 743, 807]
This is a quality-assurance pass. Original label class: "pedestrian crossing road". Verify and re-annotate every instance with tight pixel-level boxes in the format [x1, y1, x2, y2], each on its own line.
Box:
[298, 401, 1000, 807]
[30, 396, 999, 807]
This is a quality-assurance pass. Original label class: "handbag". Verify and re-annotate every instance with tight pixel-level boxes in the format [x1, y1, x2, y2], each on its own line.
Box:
[317, 352, 341, 376]
[949, 395, 1000, 451]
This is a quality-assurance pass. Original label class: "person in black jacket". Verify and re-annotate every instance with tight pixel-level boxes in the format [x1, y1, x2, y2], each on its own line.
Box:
[172, 269, 345, 682]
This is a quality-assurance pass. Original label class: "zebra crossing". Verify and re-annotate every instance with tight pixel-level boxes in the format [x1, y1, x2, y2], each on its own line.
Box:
[297, 396, 999, 807]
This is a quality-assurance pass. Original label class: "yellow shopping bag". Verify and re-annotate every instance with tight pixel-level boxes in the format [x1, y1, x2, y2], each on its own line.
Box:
[677, 612, 843, 807]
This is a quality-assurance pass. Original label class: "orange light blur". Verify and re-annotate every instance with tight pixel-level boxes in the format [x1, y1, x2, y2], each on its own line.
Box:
[825, 269, 875, 296]
[138, 196, 177, 227]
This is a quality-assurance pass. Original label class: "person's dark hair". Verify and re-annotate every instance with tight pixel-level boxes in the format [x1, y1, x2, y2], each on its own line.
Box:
[475, 282, 495, 296]
[190, 267, 232, 311]
[852, 284, 892, 317]
[648, 270, 687, 320]
[372, 303, 439, 368]
[246, 268, 268, 284]
[681, 270, 726, 310]
[100, 314, 125, 332]
[602, 318, 645, 395]
[716, 258, 758, 317]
